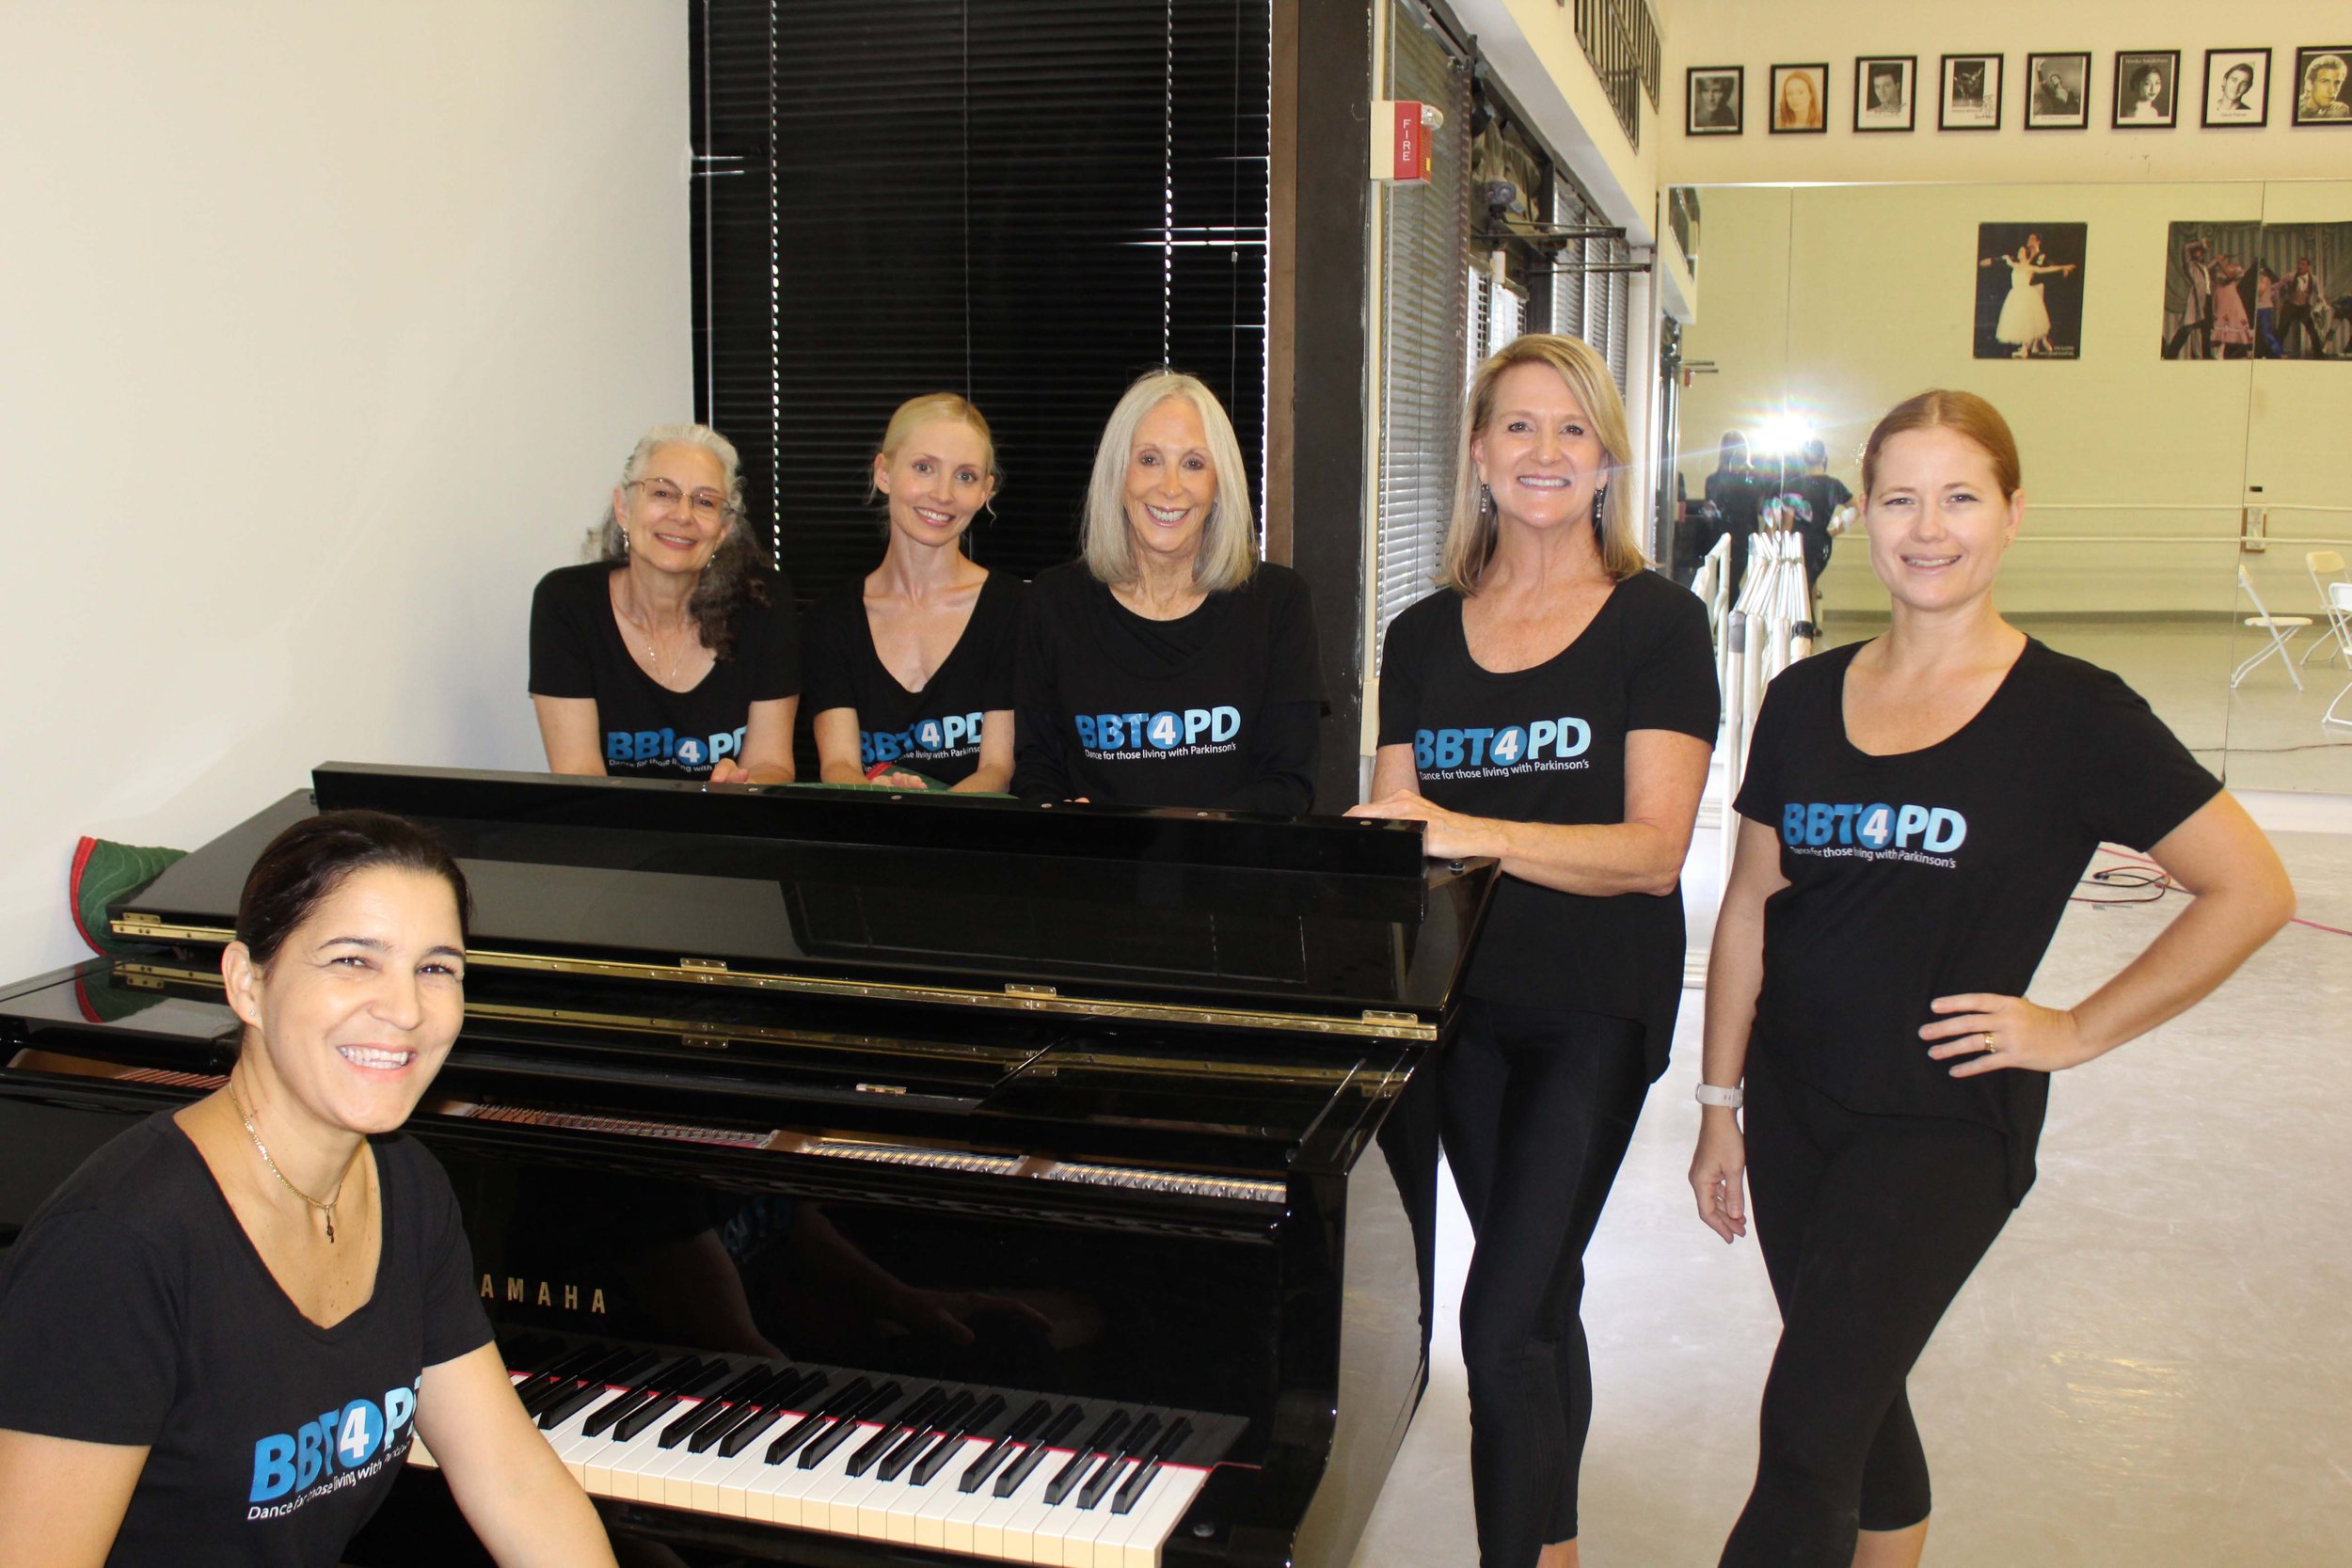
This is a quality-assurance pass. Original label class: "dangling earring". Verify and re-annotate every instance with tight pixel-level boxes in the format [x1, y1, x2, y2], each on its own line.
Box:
[1478, 482, 1496, 519]
[1591, 487, 1607, 528]
[617, 525, 630, 555]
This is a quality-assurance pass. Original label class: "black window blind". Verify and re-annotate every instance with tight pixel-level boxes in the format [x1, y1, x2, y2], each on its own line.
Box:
[691, 0, 1271, 599]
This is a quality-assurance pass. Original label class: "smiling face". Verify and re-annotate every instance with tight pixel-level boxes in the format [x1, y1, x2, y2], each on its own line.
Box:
[874, 417, 995, 551]
[2137, 68, 2164, 103]
[1472, 360, 1610, 536]
[2222, 65, 2255, 104]
[615, 441, 733, 576]
[1863, 426, 2022, 616]
[1121, 396, 1218, 565]
[226, 866, 466, 1139]
[1782, 72, 1816, 118]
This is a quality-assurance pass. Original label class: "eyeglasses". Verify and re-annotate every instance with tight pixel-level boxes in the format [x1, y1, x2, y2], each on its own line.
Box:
[628, 478, 739, 527]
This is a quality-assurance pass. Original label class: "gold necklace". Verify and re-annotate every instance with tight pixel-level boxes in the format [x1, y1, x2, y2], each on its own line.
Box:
[618, 584, 690, 686]
[225, 1079, 358, 1243]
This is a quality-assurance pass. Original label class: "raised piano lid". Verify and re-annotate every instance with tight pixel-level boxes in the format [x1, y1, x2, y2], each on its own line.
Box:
[110, 765, 1496, 1041]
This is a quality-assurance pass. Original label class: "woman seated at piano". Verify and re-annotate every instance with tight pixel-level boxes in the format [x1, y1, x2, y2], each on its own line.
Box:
[1012, 371, 1324, 811]
[0, 812, 617, 1568]
[803, 394, 1022, 792]
[530, 422, 800, 784]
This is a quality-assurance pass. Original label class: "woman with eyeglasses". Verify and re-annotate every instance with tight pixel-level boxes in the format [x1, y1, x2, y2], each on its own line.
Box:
[803, 394, 1022, 792]
[529, 423, 800, 783]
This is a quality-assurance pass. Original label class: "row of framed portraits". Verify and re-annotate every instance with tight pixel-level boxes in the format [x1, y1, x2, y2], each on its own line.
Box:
[1687, 47, 2351, 135]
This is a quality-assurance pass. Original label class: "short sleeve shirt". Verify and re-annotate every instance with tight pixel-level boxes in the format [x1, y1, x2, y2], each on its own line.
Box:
[1014, 562, 1325, 807]
[0, 1114, 492, 1568]
[1734, 639, 2221, 1198]
[1378, 571, 1720, 1076]
[801, 571, 1022, 786]
[528, 562, 801, 779]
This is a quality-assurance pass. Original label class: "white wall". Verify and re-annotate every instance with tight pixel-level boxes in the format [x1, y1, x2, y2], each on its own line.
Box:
[0, 1, 692, 980]
[1662, 0, 2349, 185]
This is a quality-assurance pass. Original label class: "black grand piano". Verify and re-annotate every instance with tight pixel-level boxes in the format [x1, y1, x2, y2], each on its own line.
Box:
[0, 765, 1493, 1568]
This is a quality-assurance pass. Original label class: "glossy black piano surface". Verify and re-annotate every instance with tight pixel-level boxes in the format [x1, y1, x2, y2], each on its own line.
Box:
[0, 768, 1496, 1567]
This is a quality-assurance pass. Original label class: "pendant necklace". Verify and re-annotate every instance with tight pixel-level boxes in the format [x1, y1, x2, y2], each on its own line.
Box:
[619, 580, 687, 687]
[226, 1079, 356, 1243]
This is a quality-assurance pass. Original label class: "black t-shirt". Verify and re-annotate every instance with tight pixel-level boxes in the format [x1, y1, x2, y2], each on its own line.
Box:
[1377, 571, 1720, 1076]
[528, 562, 801, 779]
[1012, 562, 1326, 812]
[0, 1114, 492, 1568]
[1734, 639, 2221, 1200]
[801, 570, 1022, 786]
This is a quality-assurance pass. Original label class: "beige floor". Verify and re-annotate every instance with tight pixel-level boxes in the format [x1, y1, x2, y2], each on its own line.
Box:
[1353, 830, 2352, 1567]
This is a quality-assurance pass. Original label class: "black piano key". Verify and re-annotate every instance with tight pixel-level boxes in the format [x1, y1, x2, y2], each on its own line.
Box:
[1078, 1412, 1160, 1509]
[659, 1366, 768, 1449]
[879, 1390, 976, 1482]
[523, 1347, 636, 1420]
[511, 1343, 607, 1409]
[909, 1392, 1004, 1486]
[1112, 1417, 1194, 1515]
[612, 1359, 734, 1444]
[767, 1377, 869, 1465]
[800, 1381, 903, 1470]
[961, 1399, 1053, 1494]
[582, 1356, 703, 1439]
[715, 1370, 826, 1461]
[1043, 1409, 1132, 1505]
[537, 1349, 657, 1431]
[993, 1402, 1088, 1498]
[691, 1369, 800, 1453]
[848, 1386, 946, 1480]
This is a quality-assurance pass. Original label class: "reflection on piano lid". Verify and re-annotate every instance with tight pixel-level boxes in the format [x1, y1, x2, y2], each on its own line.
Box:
[105, 765, 1494, 1038]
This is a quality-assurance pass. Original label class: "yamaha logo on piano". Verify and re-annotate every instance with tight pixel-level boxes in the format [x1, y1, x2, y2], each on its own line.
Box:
[482, 1275, 609, 1315]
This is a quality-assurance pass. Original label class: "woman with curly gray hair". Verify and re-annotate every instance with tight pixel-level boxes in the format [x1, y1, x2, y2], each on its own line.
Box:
[528, 423, 800, 783]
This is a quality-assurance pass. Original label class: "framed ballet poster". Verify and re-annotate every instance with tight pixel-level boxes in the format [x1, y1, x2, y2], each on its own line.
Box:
[1975, 222, 2087, 361]
[1940, 54, 2002, 131]
[2114, 50, 2181, 128]
[2025, 53, 2091, 130]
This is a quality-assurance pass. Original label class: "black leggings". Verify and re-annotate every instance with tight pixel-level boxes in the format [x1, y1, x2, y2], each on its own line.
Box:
[1719, 1051, 2014, 1567]
[1442, 999, 1650, 1567]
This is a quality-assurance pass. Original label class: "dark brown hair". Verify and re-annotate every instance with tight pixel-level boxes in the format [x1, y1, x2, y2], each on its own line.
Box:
[1860, 389, 2022, 499]
[235, 811, 471, 968]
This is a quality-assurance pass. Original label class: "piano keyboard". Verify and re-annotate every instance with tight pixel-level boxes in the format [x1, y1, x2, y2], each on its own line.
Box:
[410, 1341, 1239, 1567]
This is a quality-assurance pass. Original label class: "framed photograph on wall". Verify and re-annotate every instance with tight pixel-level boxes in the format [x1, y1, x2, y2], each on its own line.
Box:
[2292, 47, 2352, 125]
[2202, 48, 2270, 127]
[2025, 53, 2091, 129]
[1854, 56, 1916, 132]
[1770, 63, 1829, 133]
[1687, 66, 1743, 135]
[1939, 53, 2002, 130]
[2113, 50, 2181, 128]
[1976, 223, 2088, 360]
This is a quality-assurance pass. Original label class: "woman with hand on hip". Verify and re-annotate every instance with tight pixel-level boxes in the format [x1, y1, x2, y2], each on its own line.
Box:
[1692, 390, 2293, 1568]
[530, 423, 799, 784]
[1350, 333, 1718, 1568]
[803, 394, 1021, 792]
[0, 812, 616, 1568]
[1013, 371, 1323, 810]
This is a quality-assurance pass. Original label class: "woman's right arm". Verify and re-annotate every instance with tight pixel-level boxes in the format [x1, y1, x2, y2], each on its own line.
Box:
[531, 695, 607, 776]
[1689, 815, 1790, 1244]
[811, 707, 871, 784]
[0, 1429, 147, 1568]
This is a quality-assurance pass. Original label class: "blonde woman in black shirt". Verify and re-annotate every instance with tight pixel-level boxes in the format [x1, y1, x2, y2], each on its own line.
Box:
[1351, 334, 1717, 1568]
[1692, 390, 2293, 1568]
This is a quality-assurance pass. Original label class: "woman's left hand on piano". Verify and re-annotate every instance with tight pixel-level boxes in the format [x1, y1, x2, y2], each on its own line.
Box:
[1346, 790, 1485, 863]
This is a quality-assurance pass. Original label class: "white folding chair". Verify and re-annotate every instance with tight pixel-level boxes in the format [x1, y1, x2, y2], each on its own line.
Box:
[2325, 582, 2352, 731]
[2303, 550, 2352, 667]
[2230, 565, 2311, 691]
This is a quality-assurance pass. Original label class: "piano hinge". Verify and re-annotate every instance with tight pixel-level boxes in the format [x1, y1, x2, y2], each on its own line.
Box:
[678, 957, 730, 974]
[854, 1083, 908, 1096]
[1360, 1009, 1418, 1026]
[1005, 983, 1059, 1000]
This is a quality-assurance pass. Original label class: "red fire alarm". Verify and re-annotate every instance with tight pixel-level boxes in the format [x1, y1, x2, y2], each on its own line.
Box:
[1371, 100, 1443, 183]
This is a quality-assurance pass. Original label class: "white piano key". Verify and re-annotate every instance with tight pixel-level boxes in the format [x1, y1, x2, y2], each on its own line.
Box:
[939, 1460, 1012, 1556]
[787, 1425, 877, 1532]
[989, 1453, 1071, 1565]
[910, 1437, 995, 1550]
[536, 1402, 609, 1486]
[1096, 1465, 1208, 1568]
[598, 1399, 704, 1501]
[1033, 1456, 1122, 1566]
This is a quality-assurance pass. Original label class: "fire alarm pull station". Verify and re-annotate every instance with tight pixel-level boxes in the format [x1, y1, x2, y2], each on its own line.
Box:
[1371, 100, 1443, 183]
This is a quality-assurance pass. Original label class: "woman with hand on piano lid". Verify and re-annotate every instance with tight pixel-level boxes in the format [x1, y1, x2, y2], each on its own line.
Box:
[1013, 371, 1325, 810]
[531, 423, 800, 784]
[0, 811, 617, 1568]
[1347, 333, 1718, 1568]
[803, 394, 1022, 792]
[1692, 392, 2291, 1568]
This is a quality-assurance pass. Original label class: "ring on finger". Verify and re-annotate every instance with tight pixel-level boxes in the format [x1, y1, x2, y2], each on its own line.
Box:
[1982, 1031, 1998, 1053]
